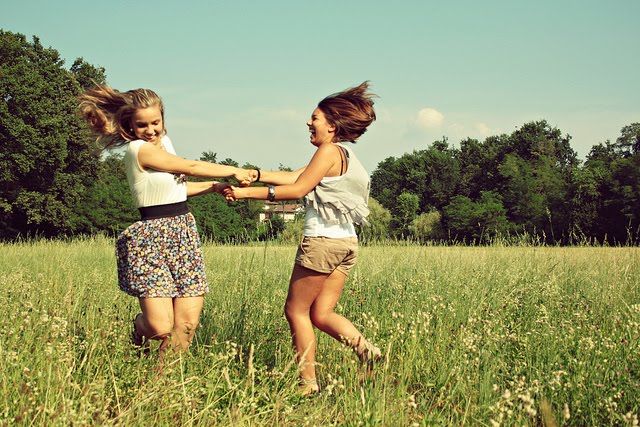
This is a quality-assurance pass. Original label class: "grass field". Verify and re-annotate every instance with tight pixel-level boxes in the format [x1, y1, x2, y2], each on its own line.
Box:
[0, 237, 639, 426]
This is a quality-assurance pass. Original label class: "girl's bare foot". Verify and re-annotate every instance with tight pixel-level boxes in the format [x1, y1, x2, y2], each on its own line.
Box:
[299, 378, 320, 396]
[355, 337, 382, 369]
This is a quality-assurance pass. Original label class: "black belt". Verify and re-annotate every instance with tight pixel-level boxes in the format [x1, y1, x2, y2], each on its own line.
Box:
[139, 201, 189, 220]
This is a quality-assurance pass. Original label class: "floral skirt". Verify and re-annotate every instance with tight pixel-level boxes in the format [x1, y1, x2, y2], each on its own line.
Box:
[115, 213, 208, 298]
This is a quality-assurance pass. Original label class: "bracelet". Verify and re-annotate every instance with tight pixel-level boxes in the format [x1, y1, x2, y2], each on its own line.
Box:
[255, 168, 261, 182]
[267, 185, 276, 202]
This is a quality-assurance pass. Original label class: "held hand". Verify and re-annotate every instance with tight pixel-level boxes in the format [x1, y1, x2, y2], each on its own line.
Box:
[213, 182, 233, 194]
[222, 185, 234, 201]
[234, 168, 257, 187]
[224, 185, 244, 202]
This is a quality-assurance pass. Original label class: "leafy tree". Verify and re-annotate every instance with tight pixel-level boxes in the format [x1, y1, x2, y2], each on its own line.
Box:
[396, 142, 460, 211]
[69, 58, 107, 90]
[370, 156, 402, 209]
[410, 210, 444, 242]
[390, 192, 419, 237]
[580, 130, 640, 243]
[199, 151, 218, 163]
[443, 191, 509, 242]
[495, 121, 576, 242]
[568, 166, 601, 240]
[0, 31, 105, 238]
[614, 123, 640, 157]
[73, 153, 137, 235]
[188, 193, 249, 242]
[357, 197, 390, 243]
[497, 154, 547, 233]
[457, 135, 505, 199]
[505, 120, 577, 172]
[371, 140, 460, 216]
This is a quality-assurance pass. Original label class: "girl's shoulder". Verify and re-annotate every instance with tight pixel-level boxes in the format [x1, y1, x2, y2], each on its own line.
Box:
[317, 142, 343, 154]
[127, 139, 147, 151]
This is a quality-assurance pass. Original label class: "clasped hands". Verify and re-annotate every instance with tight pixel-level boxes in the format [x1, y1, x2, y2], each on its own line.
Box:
[216, 168, 257, 201]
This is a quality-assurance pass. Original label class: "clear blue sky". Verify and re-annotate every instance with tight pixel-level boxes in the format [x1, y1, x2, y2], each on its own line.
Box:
[3, 0, 639, 172]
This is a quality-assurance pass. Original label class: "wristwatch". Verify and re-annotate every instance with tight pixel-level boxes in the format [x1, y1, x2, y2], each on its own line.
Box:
[267, 185, 276, 202]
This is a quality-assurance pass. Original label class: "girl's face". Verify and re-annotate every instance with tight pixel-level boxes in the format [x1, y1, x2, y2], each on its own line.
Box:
[131, 105, 164, 143]
[307, 108, 335, 146]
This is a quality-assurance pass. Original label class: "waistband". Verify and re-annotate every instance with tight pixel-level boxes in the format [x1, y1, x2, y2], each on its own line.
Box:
[139, 201, 190, 220]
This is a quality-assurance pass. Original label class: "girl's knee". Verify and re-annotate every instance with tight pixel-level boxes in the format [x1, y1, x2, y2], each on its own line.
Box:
[175, 320, 198, 335]
[310, 311, 329, 329]
[145, 318, 173, 339]
[284, 301, 294, 321]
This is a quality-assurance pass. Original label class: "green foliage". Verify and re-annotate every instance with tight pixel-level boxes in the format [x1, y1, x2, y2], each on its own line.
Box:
[577, 129, 640, 244]
[457, 136, 504, 199]
[73, 153, 137, 236]
[2, 30, 639, 245]
[369, 156, 402, 209]
[358, 197, 391, 243]
[256, 216, 285, 241]
[613, 123, 640, 157]
[369, 120, 636, 245]
[568, 166, 602, 240]
[389, 192, 419, 238]
[281, 218, 304, 244]
[443, 191, 510, 242]
[371, 139, 460, 213]
[0, 30, 105, 238]
[498, 121, 575, 242]
[497, 154, 547, 231]
[198, 150, 218, 163]
[188, 193, 252, 242]
[409, 209, 444, 242]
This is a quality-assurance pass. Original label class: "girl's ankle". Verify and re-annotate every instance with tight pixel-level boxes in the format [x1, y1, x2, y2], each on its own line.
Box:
[354, 338, 382, 364]
[299, 377, 320, 395]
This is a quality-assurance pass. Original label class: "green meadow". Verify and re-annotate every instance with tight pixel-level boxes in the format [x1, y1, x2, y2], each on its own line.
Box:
[1, 238, 638, 426]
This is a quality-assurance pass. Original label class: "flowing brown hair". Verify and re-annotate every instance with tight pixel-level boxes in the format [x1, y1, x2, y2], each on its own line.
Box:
[317, 81, 377, 143]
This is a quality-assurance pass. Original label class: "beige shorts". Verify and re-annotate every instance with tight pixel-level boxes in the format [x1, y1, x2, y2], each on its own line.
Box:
[295, 236, 358, 275]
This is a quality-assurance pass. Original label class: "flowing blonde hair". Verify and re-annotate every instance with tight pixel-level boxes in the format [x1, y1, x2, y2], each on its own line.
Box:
[78, 85, 165, 149]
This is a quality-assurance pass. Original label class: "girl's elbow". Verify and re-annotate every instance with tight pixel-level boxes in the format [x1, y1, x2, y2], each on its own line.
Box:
[290, 188, 309, 199]
[184, 161, 201, 176]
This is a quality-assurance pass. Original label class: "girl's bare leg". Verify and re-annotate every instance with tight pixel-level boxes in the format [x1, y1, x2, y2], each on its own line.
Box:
[284, 265, 327, 391]
[285, 264, 380, 393]
[134, 298, 174, 354]
[172, 296, 204, 351]
[309, 269, 366, 346]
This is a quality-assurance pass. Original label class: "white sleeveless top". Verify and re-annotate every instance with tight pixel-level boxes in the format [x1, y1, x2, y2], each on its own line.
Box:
[304, 143, 370, 228]
[124, 136, 187, 208]
[304, 176, 357, 238]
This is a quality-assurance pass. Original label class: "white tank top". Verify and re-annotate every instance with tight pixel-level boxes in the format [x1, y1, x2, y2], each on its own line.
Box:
[303, 175, 357, 238]
[124, 136, 187, 208]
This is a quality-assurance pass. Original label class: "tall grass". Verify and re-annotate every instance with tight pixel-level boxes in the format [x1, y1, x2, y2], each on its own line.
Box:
[1, 237, 638, 425]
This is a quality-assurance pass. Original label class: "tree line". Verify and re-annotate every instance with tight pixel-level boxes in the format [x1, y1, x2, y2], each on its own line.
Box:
[368, 122, 639, 244]
[1, 30, 639, 244]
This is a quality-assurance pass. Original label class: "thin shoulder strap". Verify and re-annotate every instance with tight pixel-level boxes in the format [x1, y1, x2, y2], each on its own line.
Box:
[337, 144, 349, 176]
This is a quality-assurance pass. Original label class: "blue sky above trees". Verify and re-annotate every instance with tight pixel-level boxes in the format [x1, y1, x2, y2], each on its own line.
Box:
[3, 0, 639, 172]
